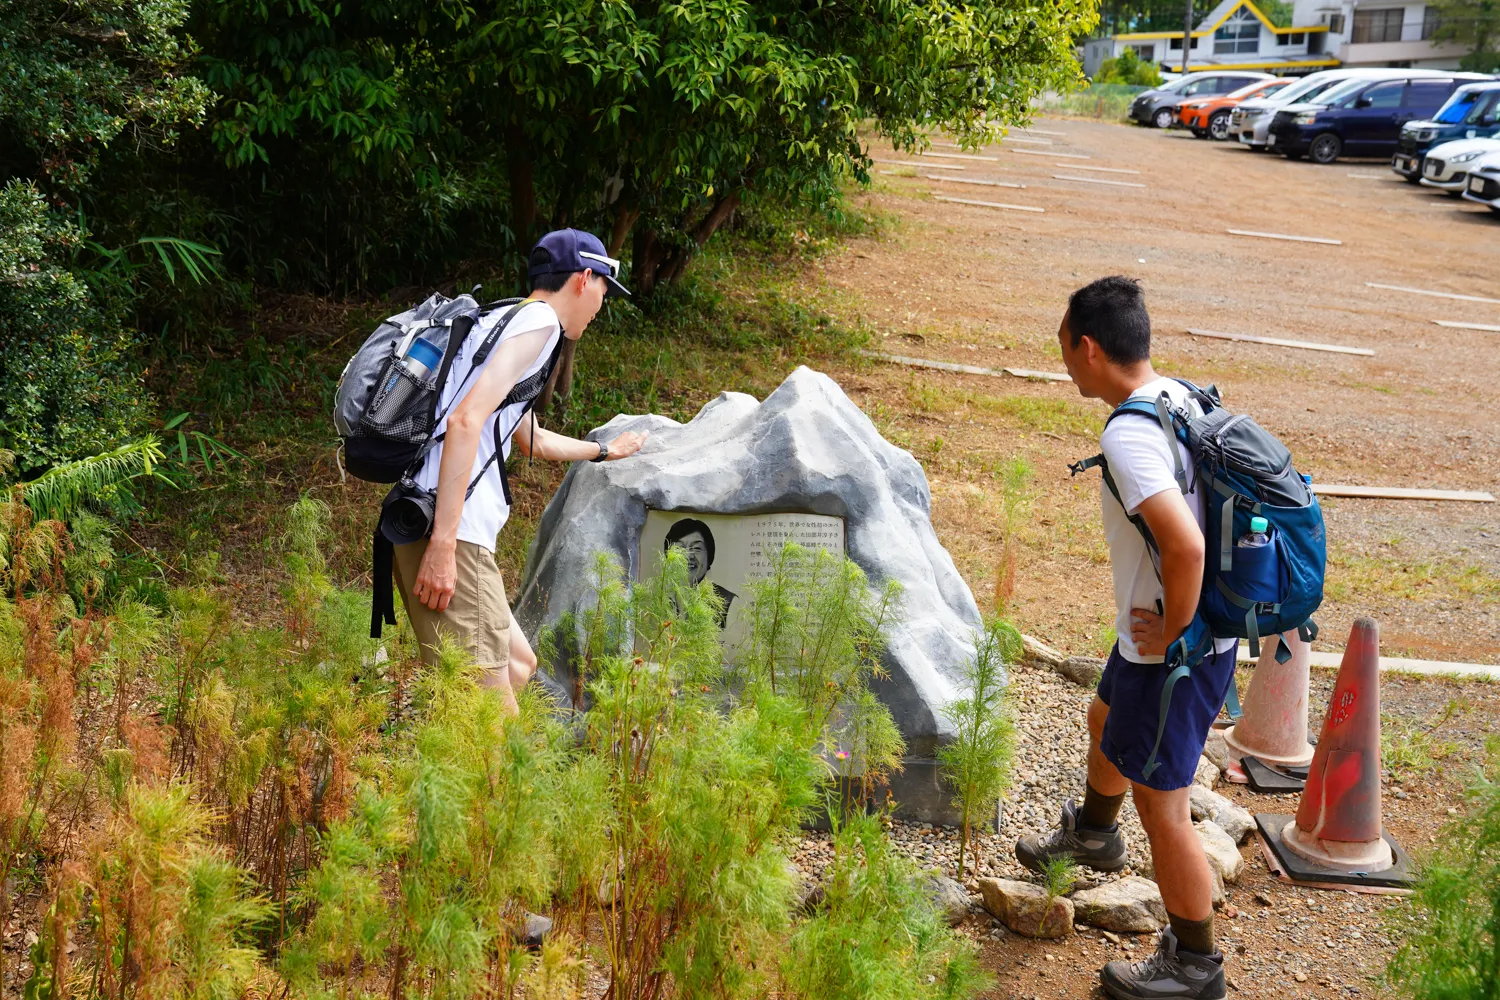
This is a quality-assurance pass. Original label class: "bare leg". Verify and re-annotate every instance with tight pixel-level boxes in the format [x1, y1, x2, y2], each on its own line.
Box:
[508, 623, 537, 693]
[1132, 783, 1214, 921]
[477, 657, 519, 716]
[1087, 696, 1130, 797]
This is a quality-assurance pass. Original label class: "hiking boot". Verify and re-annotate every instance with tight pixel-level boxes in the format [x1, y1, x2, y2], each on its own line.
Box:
[1100, 927, 1226, 1000]
[1014, 799, 1128, 874]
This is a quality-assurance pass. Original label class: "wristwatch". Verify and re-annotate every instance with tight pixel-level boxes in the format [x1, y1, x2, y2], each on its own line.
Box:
[591, 440, 609, 463]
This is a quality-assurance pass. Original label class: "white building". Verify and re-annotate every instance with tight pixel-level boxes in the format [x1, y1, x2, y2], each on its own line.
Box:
[1082, 0, 1470, 77]
[1298, 0, 1469, 68]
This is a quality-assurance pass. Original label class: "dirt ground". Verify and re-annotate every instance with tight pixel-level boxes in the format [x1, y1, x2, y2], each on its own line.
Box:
[795, 116, 1500, 997]
[814, 116, 1499, 666]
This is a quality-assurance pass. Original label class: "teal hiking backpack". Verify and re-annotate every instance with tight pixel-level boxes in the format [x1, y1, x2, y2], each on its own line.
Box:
[1071, 380, 1326, 778]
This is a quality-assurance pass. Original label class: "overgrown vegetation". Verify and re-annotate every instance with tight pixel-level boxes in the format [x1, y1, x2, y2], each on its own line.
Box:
[1387, 738, 1500, 998]
[2, 0, 1098, 470]
[0, 496, 995, 1000]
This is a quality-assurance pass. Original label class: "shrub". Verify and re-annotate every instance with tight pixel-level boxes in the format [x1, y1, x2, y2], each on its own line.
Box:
[0, 184, 147, 473]
[1386, 741, 1500, 998]
[1094, 48, 1164, 87]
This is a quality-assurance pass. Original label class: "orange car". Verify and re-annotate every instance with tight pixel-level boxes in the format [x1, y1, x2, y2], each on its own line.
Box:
[1177, 78, 1293, 141]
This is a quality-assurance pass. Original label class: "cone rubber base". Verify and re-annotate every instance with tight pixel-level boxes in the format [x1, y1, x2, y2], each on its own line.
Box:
[1255, 814, 1415, 889]
[1224, 725, 1314, 769]
[1242, 756, 1306, 794]
[1282, 818, 1394, 872]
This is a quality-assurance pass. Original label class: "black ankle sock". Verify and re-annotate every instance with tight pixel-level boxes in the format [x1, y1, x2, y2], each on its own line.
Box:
[1079, 782, 1124, 830]
[1169, 912, 1216, 956]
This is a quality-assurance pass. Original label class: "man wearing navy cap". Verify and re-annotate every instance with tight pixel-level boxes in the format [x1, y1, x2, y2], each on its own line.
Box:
[397, 229, 646, 716]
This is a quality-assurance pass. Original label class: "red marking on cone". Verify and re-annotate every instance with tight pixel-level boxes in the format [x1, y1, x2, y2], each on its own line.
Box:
[1283, 617, 1392, 871]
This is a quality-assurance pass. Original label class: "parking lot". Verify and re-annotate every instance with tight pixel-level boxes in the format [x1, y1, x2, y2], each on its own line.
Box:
[821, 114, 1499, 664]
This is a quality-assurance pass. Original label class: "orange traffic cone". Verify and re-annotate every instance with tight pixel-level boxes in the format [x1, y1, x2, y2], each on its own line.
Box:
[1280, 617, 1393, 873]
[1224, 631, 1315, 782]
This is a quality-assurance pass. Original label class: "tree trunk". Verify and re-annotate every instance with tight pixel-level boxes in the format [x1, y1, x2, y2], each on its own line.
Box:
[506, 122, 536, 292]
[646, 189, 743, 291]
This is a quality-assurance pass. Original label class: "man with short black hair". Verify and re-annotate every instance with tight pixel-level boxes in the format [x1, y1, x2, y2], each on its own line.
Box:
[663, 517, 737, 628]
[396, 229, 647, 715]
[1015, 276, 1236, 1000]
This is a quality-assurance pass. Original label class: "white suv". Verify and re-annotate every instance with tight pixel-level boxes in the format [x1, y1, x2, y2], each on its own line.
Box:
[1231, 69, 1454, 151]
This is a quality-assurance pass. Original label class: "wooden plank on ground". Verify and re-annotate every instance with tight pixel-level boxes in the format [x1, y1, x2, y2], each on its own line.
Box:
[1237, 644, 1500, 679]
[862, 351, 1071, 382]
[1365, 282, 1500, 304]
[933, 194, 1044, 214]
[1009, 148, 1091, 160]
[1053, 173, 1146, 188]
[1310, 484, 1495, 502]
[871, 158, 964, 170]
[1184, 327, 1374, 357]
[1433, 320, 1500, 332]
[926, 174, 1026, 189]
[1070, 165, 1142, 175]
[1227, 228, 1342, 246]
[922, 151, 1000, 162]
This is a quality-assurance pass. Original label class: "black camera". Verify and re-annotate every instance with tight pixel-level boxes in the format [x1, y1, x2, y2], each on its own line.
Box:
[380, 479, 436, 545]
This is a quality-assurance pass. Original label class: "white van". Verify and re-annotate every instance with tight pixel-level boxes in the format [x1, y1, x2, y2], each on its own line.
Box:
[1231, 69, 1458, 151]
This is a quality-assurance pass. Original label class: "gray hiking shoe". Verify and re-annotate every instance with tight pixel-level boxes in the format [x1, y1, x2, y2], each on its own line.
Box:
[1014, 799, 1128, 874]
[1100, 927, 1226, 1000]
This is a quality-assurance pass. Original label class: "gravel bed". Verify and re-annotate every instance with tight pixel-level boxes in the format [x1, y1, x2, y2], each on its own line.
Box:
[793, 659, 1151, 893]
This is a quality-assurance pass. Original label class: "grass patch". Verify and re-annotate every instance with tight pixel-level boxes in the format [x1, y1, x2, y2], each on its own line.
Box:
[1382, 702, 1463, 778]
[1325, 547, 1500, 604]
[902, 381, 1103, 437]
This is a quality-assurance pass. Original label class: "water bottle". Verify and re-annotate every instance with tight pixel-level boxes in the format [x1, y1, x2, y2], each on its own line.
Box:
[1238, 516, 1270, 550]
[402, 337, 442, 381]
[1233, 515, 1279, 607]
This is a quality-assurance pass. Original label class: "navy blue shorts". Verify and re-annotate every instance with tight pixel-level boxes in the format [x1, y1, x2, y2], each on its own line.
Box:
[1096, 642, 1237, 791]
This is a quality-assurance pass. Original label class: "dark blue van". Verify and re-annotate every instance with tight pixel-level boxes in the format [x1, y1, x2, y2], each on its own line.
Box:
[1392, 82, 1500, 181]
[1268, 74, 1491, 164]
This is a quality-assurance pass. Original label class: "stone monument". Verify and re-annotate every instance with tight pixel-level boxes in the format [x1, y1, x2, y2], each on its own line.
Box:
[514, 366, 987, 823]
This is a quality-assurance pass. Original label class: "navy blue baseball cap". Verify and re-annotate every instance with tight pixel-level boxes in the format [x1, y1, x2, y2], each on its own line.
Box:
[528, 229, 630, 298]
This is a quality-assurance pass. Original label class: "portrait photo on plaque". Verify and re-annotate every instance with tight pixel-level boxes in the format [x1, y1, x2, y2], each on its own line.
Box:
[639, 510, 846, 653]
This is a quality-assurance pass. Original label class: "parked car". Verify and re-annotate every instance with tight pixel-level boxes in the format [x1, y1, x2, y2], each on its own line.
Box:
[1178, 78, 1293, 140]
[1392, 82, 1500, 182]
[1128, 71, 1272, 129]
[1459, 151, 1500, 213]
[1232, 69, 1456, 151]
[1268, 74, 1490, 164]
[1417, 137, 1500, 193]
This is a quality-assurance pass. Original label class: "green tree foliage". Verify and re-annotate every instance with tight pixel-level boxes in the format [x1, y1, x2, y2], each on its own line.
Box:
[937, 619, 1019, 879]
[1386, 742, 1500, 999]
[177, 0, 1096, 295]
[1428, 0, 1500, 73]
[0, 0, 210, 472]
[1093, 47, 1165, 86]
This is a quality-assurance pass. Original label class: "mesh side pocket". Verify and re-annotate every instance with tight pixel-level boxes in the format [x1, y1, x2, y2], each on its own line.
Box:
[361, 357, 435, 444]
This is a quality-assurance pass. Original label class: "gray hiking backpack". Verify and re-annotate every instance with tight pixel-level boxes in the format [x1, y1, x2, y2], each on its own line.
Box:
[332, 291, 565, 638]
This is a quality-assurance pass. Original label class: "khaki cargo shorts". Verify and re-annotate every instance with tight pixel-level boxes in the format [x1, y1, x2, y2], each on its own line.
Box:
[392, 538, 511, 688]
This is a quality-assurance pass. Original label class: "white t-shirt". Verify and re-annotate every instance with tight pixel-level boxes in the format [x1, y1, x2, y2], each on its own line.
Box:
[1099, 376, 1238, 664]
[413, 301, 561, 549]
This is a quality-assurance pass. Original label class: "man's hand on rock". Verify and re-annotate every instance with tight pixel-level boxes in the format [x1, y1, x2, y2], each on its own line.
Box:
[607, 431, 647, 460]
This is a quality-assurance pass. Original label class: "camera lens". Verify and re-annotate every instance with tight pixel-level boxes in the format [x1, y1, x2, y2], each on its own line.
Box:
[380, 486, 435, 545]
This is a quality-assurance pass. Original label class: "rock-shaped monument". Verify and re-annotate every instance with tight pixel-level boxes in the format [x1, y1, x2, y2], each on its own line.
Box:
[514, 366, 986, 822]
